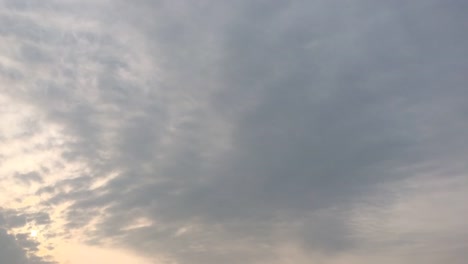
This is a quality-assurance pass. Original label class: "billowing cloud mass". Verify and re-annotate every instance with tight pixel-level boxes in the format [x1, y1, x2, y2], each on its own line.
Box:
[1, 0, 468, 263]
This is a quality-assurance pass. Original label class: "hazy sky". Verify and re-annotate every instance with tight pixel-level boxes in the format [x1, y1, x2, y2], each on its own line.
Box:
[1, 0, 468, 263]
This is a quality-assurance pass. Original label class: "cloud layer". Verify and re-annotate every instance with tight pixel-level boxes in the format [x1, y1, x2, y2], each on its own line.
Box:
[1, 0, 468, 263]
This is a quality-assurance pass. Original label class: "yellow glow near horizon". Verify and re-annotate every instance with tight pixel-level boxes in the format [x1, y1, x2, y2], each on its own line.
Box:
[54, 243, 156, 264]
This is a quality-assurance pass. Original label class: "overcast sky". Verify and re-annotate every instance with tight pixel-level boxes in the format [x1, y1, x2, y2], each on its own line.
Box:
[1, 0, 468, 263]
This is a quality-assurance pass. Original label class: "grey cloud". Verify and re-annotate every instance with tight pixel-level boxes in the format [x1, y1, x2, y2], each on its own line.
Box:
[3, 213, 27, 229]
[15, 233, 40, 252]
[29, 212, 51, 226]
[1, 0, 55, 10]
[14, 172, 43, 186]
[19, 44, 52, 64]
[0, 63, 23, 81]
[0, 209, 51, 229]
[0, 226, 55, 264]
[0, 229, 29, 264]
[2, 0, 468, 263]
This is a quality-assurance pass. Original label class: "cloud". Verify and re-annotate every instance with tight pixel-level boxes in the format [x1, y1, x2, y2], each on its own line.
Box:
[0, 209, 51, 230]
[14, 172, 44, 186]
[0, 229, 29, 264]
[1, 0, 468, 263]
[0, 220, 56, 264]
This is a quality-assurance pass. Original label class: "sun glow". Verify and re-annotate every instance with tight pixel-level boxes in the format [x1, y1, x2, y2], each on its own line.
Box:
[31, 230, 38, 237]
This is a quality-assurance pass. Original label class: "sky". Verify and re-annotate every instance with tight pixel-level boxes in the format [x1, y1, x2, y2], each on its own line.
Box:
[0, 0, 468, 263]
